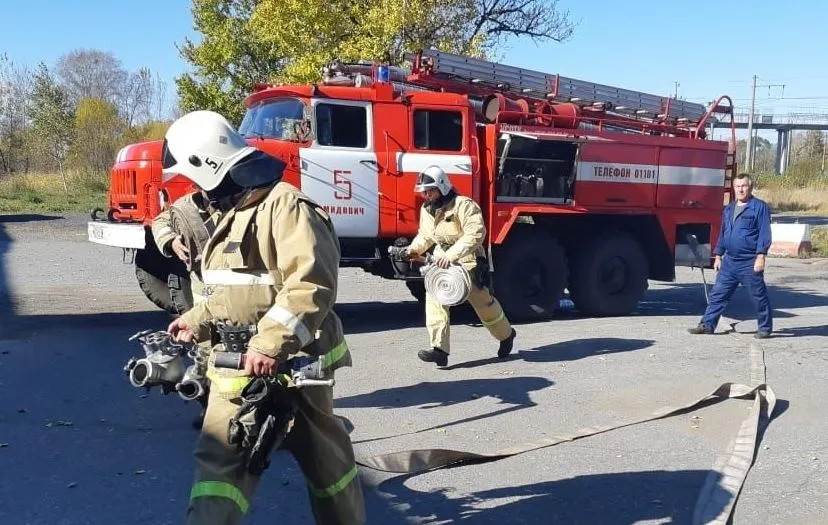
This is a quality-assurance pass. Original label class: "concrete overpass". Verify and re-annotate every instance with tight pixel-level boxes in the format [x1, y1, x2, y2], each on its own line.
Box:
[709, 112, 828, 173]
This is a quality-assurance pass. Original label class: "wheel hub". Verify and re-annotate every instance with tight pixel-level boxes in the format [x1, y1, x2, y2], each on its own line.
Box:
[598, 255, 629, 295]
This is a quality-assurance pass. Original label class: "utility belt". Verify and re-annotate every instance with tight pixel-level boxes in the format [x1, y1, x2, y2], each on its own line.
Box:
[214, 321, 258, 353]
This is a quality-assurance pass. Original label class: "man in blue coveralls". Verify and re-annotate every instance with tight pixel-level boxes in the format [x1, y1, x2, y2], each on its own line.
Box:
[688, 172, 773, 338]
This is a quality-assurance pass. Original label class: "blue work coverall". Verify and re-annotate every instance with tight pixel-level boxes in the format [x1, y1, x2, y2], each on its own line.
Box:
[700, 196, 773, 333]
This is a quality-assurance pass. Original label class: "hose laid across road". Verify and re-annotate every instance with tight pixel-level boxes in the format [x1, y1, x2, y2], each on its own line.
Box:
[421, 262, 472, 306]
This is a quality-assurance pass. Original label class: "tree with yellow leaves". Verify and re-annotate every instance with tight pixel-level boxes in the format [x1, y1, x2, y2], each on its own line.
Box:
[176, 0, 575, 123]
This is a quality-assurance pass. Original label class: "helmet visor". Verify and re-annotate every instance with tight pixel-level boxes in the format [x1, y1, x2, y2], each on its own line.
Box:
[415, 173, 436, 188]
[161, 138, 178, 171]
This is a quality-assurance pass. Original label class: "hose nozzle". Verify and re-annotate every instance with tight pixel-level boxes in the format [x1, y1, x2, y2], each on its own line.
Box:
[175, 364, 207, 401]
[127, 355, 186, 388]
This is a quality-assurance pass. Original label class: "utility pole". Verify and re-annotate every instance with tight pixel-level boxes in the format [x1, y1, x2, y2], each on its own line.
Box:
[745, 74, 757, 171]
[674, 81, 679, 98]
[822, 133, 826, 173]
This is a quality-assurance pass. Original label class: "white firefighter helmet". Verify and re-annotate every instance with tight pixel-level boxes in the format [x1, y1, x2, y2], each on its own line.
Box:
[161, 110, 257, 191]
[414, 165, 453, 195]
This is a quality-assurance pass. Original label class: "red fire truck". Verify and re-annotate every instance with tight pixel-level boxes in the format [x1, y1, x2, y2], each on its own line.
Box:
[88, 49, 736, 321]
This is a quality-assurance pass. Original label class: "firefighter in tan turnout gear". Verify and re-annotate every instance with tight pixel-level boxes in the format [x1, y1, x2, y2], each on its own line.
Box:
[405, 166, 516, 366]
[162, 110, 365, 525]
[151, 190, 222, 429]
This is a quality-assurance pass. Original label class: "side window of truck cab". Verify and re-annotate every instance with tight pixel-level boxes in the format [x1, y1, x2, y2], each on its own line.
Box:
[413, 109, 463, 152]
[315, 103, 369, 149]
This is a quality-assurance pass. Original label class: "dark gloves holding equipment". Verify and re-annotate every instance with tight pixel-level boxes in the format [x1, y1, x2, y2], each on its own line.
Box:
[227, 376, 297, 475]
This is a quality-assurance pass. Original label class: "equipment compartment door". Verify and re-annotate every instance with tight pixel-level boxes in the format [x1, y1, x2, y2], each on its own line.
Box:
[574, 142, 658, 208]
[656, 147, 727, 210]
[300, 99, 380, 238]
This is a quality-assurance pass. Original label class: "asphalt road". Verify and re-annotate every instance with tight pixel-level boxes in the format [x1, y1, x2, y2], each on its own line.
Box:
[1, 213, 827, 525]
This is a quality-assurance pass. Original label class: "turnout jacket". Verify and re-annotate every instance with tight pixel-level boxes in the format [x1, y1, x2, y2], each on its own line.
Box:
[179, 181, 351, 372]
[151, 192, 216, 259]
[407, 194, 486, 271]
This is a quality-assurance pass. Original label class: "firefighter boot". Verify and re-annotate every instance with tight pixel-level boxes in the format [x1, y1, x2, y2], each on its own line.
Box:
[418, 348, 449, 366]
[497, 329, 517, 358]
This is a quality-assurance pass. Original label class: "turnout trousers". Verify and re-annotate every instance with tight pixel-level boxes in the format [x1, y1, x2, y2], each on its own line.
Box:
[184, 376, 365, 525]
[700, 257, 773, 334]
[426, 281, 513, 353]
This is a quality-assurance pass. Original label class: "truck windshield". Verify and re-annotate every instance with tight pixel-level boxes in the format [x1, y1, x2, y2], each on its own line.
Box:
[239, 97, 308, 142]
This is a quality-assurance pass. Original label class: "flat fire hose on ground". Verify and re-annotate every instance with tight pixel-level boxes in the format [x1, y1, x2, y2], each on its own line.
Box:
[353, 341, 776, 525]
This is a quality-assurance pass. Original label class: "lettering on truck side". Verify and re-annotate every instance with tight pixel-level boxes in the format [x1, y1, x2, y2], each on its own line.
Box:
[593, 166, 656, 180]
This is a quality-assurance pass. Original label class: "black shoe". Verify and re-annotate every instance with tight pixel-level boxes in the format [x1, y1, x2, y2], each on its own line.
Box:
[755, 331, 771, 339]
[498, 329, 517, 358]
[418, 348, 448, 366]
[687, 324, 713, 335]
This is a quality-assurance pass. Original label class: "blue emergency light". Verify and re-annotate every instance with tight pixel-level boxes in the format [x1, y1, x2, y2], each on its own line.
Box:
[376, 65, 390, 83]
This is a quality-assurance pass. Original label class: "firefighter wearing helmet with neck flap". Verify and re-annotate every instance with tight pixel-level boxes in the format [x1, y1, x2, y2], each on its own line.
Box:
[404, 165, 517, 366]
[163, 110, 365, 525]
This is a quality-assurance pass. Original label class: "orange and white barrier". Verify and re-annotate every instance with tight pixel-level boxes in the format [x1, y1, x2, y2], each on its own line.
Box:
[769, 223, 812, 257]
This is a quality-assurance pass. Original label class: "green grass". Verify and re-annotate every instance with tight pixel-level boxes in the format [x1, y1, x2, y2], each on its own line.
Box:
[753, 161, 828, 215]
[751, 162, 828, 258]
[812, 226, 828, 258]
[0, 172, 108, 214]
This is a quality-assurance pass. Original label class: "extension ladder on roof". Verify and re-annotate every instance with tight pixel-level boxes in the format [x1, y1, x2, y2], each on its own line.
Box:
[406, 49, 711, 124]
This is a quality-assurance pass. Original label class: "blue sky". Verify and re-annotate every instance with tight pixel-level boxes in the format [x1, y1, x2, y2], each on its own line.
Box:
[2, 0, 826, 141]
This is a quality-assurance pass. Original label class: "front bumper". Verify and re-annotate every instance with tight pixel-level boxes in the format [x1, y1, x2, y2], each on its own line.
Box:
[87, 221, 147, 249]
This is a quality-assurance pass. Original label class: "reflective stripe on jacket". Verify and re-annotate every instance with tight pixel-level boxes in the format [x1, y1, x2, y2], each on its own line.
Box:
[179, 181, 351, 372]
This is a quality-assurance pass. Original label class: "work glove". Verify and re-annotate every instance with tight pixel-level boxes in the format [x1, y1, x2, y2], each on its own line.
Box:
[227, 376, 297, 475]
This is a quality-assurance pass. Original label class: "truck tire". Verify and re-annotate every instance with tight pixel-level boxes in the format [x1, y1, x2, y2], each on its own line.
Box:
[134, 243, 192, 316]
[492, 230, 568, 322]
[168, 272, 194, 314]
[405, 280, 426, 303]
[568, 233, 649, 316]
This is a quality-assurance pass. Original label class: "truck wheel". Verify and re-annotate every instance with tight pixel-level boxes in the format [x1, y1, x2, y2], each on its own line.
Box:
[405, 280, 426, 303]
[492, 231, 568, 322]
[169, 273, 194, 314]
[134, 244, 192, 316]
[568, 233, 649, 316]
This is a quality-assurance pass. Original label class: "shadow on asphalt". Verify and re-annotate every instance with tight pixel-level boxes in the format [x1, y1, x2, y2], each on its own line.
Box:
[442, 337, 655, 370]
[0, 222, 12, 339]
[339, 376, 553, 445]
[0, 213, 64, 224]
[334, 277, 828, 337]
[365, 468, 729, 525]
[337, 376, 552, 411]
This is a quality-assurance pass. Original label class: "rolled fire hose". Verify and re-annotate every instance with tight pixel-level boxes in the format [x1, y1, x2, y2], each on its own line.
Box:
[421, 262, 472, 306]
[169, 198, 213, 272]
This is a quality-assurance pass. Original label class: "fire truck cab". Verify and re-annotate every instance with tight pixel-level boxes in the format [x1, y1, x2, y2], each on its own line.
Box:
[90, 49, 736, 321]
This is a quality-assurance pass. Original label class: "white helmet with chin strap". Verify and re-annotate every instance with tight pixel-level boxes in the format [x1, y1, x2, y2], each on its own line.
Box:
[161, 110, 257, 191]
[414, 165, 453, 196]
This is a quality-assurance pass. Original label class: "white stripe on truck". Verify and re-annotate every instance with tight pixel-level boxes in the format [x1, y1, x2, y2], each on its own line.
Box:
[396, 152, 473, 175]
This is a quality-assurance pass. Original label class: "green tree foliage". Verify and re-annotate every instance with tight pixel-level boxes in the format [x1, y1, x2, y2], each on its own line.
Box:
[122, 120, 171, 143]
[176, 0, 575, 122]
[69, 97, 124, 174]
[175, 0, 286, 124]
[28, 63, 74, 190]
[736, 136, 775, 173]
[794, 130, 825, 162]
